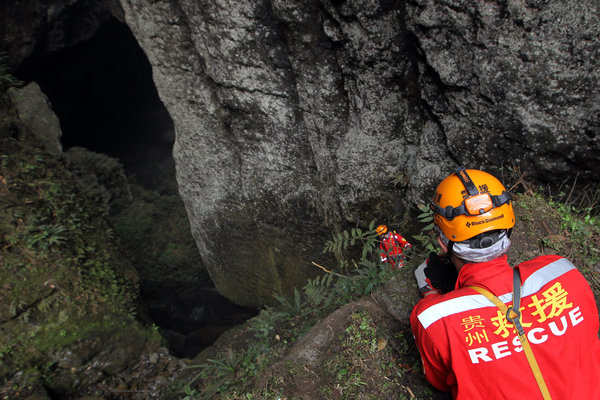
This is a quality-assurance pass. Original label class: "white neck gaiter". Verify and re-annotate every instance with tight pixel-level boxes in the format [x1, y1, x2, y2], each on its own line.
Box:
[439, 229, 511, 263]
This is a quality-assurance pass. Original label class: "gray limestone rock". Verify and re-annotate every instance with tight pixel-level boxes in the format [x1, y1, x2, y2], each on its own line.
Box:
[405, 0, 600, 181]
[118, 0, 600, 307]
[7, 82, 63, 156]
[119, 0, 451, 307]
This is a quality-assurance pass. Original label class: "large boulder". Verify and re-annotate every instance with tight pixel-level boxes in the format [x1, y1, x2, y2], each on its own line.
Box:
[119, 0, 451, 307]
[7, 82, 63, 156]
[119, 0, 600, 307]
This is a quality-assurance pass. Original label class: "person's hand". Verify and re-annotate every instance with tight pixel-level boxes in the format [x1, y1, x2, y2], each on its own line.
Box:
[415, 258, 439, 296]
[414, 252, 458, 297]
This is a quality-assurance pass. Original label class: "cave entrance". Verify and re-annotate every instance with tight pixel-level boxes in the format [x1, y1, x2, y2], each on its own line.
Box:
[15, 18, 255, 358]
[18, 18, 176, 194]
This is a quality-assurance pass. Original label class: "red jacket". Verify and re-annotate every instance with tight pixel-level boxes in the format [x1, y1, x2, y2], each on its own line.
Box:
[410, 254, 600, 399]
[379, 232, 411, 266]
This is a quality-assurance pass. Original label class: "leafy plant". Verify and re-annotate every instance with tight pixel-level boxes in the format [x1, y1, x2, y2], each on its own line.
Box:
[273, 288, 304, 318]
[23, 221, 67, 252]
[411, 204, 437, 254]
[250, 307, 286, 342]
[323, 220, 380, 271]
[303, 273, 334, 309]
[321, 220, 395, 292]
[205, 351, 241, 377]
[0, 53, 23, 92]
[181, 384, 199, 400]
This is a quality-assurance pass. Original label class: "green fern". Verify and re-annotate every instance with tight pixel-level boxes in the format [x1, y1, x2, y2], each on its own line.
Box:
[204, 351, 240, 376]
[321, 219, 410, 298]
[0, 53, 23, 91]
[304, 273, 333, 308]
[323, 220, 379, 269]
[273, 288, 304, 317]
[412, 204, 437, 253]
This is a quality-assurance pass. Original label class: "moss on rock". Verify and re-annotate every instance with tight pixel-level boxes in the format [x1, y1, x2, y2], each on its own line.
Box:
[0, 89, 161, 398]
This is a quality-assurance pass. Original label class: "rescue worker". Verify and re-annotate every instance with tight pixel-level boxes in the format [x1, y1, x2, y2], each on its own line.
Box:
[376, 224, 411, 269]
[411, 166, 600, 399]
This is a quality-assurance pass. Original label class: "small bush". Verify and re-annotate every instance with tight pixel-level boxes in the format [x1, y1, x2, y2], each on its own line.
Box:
[0, 53, 23, 92]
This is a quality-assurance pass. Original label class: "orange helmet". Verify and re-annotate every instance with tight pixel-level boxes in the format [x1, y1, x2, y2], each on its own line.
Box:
[430, 167, 514, 242]
[376, 225, 388, 235]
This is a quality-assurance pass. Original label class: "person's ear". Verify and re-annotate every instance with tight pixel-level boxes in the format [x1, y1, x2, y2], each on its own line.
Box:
[437, 236, 448, 254]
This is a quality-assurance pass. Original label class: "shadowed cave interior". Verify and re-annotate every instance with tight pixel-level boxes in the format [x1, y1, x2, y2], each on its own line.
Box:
[15, 18, 256, 358]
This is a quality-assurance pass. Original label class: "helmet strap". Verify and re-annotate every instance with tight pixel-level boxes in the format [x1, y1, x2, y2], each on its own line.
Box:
[447, 240, 455, 258]
[454, 166, 479, 196]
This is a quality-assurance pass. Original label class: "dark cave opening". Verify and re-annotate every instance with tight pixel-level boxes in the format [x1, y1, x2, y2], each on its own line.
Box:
[17, 18, 177, 194]
[15, 18, 256, 358]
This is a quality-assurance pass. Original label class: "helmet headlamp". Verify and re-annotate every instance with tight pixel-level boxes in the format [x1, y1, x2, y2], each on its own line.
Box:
[430, 167, 512, 221]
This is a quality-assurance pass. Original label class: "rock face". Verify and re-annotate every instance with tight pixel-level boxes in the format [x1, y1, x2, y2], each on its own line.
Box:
[0, 0, 123, 69]
[8, 82, 63, 156]
[119, 0, 450, 307]
[115, 0, 600, 307]
[406, 0, 600, 181]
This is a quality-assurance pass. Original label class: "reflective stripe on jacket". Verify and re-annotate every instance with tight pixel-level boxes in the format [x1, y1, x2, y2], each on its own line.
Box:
[410, 254, 600, 399]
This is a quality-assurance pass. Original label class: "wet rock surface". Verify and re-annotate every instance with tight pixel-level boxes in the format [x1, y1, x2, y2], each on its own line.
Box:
[406, 0, 600, 182]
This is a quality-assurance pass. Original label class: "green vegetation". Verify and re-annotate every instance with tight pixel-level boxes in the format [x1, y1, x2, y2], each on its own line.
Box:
[321, 220, 400, 298]
[318, 310, 415, 400]
[1, 61, 598, 399]
[174, 177, 600, 400]
[0, 53, 23, 92]
[546, 199, 600, 267]
[411, 204, 437, 254]
[0, 93, 160, 397]
[512, 190, 600, 295]
[172, 219, 439, 399]
[5, 117, 598, 400]
[109, 183, 203, 296]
